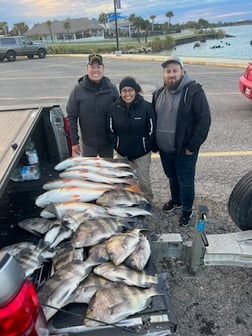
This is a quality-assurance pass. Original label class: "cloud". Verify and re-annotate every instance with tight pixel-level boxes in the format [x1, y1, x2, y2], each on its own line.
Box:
[2, 0, 252, 28]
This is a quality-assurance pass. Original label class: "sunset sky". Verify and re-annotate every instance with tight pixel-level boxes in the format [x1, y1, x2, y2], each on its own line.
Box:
[2, 0, 252, 29]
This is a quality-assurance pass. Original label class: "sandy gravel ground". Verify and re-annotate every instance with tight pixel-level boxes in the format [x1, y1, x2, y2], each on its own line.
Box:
[147, 158, 252, 336]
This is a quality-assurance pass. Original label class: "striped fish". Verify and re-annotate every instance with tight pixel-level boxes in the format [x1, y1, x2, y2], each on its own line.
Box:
[93, 262, 157, 288]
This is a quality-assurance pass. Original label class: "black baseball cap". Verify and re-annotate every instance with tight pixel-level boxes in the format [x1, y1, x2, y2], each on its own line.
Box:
[88, 53, 103, 65]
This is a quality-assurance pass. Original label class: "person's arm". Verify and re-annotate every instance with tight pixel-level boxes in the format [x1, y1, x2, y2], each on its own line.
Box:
[187, 88, 211, 152]
[66, 87, 80, 153]
[146, 102, 158, 153]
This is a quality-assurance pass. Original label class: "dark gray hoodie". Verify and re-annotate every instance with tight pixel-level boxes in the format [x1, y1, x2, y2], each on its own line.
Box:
[155, 73, 193, 153]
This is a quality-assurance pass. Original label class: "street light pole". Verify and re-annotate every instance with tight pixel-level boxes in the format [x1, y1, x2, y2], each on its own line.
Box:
[113, 0, 120, 54]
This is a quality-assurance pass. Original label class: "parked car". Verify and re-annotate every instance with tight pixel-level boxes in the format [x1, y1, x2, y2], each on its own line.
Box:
[0, 36, 47, 62]
[239, 62, 252, 100]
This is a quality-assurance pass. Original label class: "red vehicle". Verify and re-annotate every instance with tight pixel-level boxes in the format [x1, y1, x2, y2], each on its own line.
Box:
[239, 62, 252, 99]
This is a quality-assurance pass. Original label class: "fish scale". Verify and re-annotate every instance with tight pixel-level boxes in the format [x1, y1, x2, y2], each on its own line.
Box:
[59, 170, 137, 185]
[38, 259, 98, 320]
[106, 228, 142, 265]
[85, 278, 166, 327]
[93, 262, 157, 288]
[71, 217, 130, 248]
[54, 157, 131, 171]
[96, 189, 147, 207]
[35, 186, 110, 208]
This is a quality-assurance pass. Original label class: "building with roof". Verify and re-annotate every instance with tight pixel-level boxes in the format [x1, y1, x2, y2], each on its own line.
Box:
[24, 18, 104, 42]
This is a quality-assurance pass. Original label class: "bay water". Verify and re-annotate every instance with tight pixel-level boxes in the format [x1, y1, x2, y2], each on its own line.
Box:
[171, 24, 252, 60]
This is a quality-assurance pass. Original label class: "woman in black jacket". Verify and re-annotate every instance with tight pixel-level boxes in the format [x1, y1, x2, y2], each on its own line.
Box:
[109, 77, 156, 205]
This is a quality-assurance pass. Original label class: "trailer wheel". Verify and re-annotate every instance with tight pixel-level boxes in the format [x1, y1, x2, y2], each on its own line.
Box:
[228, 170, 252, 230]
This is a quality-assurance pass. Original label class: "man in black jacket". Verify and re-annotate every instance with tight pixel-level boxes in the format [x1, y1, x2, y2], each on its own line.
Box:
[66, 53, 119, 157]
[153, 57, 211, 226]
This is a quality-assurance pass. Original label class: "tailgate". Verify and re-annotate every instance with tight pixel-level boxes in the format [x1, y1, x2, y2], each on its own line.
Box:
[0, 105, 41, 196]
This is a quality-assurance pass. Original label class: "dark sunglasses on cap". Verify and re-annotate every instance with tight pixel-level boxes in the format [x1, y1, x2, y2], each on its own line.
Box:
[88, 53, 103, 65]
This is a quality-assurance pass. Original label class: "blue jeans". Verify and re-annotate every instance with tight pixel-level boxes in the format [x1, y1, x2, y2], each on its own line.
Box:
[159, 151, 198, 212]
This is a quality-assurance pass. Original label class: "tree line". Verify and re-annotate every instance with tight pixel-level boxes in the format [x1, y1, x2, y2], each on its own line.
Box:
[0, 12, 251, 38]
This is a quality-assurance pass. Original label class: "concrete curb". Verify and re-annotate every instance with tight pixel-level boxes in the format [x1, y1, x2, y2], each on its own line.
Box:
[48, 53, 249, 69]
[104, 54, 249, 69]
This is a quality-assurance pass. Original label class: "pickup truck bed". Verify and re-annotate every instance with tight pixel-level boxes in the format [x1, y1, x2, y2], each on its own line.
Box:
[0, 105, 177, 335]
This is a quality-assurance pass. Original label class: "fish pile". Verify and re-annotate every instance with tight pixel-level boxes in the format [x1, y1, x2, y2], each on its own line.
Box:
[0, 157, 165, 327]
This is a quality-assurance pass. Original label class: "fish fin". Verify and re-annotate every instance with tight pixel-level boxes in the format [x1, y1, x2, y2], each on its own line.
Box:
[125, 184, 142, 194]
[37, 238, 51, 252]
[44, 203, 57, 215]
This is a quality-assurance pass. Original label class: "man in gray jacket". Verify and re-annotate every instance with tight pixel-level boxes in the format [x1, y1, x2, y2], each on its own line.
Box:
[66, 53, 119, 157]
[153, 57, 211, 226]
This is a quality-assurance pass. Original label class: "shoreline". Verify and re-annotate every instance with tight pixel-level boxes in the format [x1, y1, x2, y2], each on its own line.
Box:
[53, 53, 249, 68]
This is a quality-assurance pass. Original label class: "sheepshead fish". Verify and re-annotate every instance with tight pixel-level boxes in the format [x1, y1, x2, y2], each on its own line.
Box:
[52, 241, 84, 271]
[1, 241, 36, 257]
[65, 165, 134, 178]
[38, 259, 97, 320]
[72, 217, 131, 248]
[59, 170, 137, 186]
[54, 157, 131, 171]
[67, 273, 111, 305]
[94, 262, 158, 288]
[62, 208, 111, 232]
[14, 239, 48, 277]
[18, 217, 61, 235]
[87, 241, 110, 264]
[124, 234, 151, 271]
[96, 189, 148, 207]
[106, 229, 141, 265]
[85, 275, 167, 327]
[106, 206, 152, 218]
[41, 201, 109, 220]
[49, 226, 73, 249]
[42, 178, 116, 191]
[35, 187, 109, 208]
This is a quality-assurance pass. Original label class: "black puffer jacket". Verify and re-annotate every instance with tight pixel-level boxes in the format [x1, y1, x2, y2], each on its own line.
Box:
[66, 75, 119, 146]
[109, 95, 156, 160]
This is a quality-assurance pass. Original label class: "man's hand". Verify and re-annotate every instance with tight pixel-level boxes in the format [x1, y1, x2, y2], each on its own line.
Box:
[72, 144, 81, 156]
[185, 148, 194, 155]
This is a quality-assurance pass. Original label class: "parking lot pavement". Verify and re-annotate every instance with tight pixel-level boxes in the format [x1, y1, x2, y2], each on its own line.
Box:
[1, 55, 252, 335]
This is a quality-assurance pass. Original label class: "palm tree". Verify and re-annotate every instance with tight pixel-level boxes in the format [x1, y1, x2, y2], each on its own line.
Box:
[46, 20, 53, 41]
[0, 21, 8, 35]
[12, 22, 29, 35]
[143, 19, 151, 43]
[99, 13, 109, 37]
[149, 15, 156, 32]
[165, 11, 174, 31]
[63, 20, 71, 40]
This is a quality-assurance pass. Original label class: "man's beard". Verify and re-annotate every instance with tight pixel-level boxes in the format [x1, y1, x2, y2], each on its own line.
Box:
[166, 77, 183, 90]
